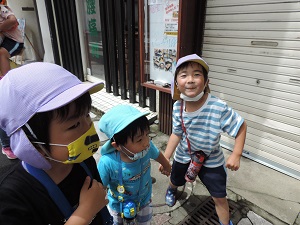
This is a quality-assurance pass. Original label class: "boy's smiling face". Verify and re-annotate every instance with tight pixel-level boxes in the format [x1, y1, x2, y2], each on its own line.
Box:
[47, 102, 92, 162]
[176, 62, 206, 98]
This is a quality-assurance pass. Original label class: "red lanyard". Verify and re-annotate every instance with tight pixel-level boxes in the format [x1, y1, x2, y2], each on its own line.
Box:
[180, 100, 192, 156]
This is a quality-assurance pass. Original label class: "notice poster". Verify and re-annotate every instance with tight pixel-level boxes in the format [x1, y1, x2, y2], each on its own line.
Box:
[164, 0, 179, 36]
[147, 0, 179, 85]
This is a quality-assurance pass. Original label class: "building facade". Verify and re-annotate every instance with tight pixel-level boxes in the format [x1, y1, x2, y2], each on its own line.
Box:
[8, 0, 300, 180]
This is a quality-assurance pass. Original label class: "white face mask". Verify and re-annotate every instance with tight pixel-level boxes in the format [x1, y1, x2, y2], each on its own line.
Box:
[179, 79, 208, 102]
[180, 91, 204, 102]
[120, 145, 150, 161]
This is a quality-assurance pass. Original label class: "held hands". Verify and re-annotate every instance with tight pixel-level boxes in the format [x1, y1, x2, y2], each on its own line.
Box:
[159, 160, 172, 177]
[73, 176, 109, 223]
[225, 153, 241, 171]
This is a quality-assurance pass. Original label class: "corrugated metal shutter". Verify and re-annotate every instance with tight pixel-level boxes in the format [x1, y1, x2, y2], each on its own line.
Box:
[202, 0, 300, 180]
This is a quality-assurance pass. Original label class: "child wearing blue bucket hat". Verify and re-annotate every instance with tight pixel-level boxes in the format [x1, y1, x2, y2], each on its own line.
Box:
[0, 62, 112, 225]
[97, 105, 171, 224]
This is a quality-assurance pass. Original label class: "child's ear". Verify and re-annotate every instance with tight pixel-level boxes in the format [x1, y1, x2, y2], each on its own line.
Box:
[111, 141, 121, 151]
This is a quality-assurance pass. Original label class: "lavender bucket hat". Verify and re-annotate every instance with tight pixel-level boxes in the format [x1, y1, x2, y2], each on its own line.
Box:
[0, 62, 104, 170]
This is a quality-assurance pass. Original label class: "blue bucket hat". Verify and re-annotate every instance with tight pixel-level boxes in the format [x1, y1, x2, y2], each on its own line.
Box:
[99, 105, 149, 155]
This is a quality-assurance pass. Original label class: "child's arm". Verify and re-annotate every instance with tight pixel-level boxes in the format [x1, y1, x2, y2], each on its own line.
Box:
[164, 133, 181, 159]
[226, 121, 247, 171]
[0, 14, 18, 31]
[155, 151, 172, 176]
[158, 133, 181, 174]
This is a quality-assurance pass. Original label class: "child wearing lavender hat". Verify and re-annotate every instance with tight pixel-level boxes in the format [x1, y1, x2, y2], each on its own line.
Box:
[0, 62, 112, 225]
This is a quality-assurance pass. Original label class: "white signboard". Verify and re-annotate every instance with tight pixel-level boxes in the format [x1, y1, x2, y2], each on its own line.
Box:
[148, 0, 179, 85]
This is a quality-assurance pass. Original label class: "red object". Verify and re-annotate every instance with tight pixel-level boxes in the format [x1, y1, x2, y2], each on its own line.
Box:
[185, 151, 206, 182]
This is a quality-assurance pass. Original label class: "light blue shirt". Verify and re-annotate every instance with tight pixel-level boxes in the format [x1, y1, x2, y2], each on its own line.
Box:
[97, 141, 160, 212]
[172, 94, 244, 168]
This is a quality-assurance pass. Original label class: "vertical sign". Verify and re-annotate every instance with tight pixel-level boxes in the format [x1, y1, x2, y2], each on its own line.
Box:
[86, 0, 101, 59]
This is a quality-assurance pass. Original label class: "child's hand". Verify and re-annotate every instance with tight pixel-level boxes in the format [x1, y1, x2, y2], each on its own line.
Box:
[75, 176, 109, 222]
[159, 162, 171, 177]
[226, 154, 241, 171]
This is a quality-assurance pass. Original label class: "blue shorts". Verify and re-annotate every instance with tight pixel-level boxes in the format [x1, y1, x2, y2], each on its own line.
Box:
[1, 37, 24, 57]
[170, 160, 227, 198]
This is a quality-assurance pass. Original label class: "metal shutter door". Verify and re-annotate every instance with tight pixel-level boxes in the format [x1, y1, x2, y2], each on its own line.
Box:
[202, 0, 300, 180]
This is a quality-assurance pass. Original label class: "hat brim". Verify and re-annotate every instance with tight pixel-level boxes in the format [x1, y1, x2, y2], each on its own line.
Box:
[37, 82, 104, 112]
[179, 59, 209, 74]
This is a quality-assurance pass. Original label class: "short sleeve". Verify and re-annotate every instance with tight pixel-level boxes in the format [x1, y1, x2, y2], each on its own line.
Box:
[220, 104, 244, 138]
[172, 100, 183, 136]
[149, 141, 160, 160]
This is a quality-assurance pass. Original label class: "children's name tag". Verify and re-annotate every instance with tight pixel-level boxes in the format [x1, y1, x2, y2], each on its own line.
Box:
[117, 185, 125, 194]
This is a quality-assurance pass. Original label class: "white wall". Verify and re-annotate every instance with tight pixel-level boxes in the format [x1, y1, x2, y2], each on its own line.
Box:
[34, 0, 54, 63]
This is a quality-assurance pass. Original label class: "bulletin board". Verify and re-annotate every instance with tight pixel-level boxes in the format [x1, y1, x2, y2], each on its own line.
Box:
[146, 0, 179, 86]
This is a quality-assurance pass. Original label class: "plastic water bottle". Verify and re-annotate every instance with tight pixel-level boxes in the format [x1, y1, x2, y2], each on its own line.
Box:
[185, 151, 206, 182]
[122, 201, 137, 225]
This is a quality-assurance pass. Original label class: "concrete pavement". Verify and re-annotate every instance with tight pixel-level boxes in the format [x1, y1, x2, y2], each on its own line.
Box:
[149, 121, 300, 225]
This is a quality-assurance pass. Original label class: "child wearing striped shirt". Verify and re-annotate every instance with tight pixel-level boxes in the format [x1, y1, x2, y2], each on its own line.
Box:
[159, 54, 247, 225]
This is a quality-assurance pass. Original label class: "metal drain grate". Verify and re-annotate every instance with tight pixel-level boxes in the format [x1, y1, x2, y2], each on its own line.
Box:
[178, 197, 239, 225]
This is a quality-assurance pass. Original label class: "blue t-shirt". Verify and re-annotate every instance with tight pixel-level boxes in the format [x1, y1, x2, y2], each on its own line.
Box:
[172, 94, 244, 168]
[97, 141, 160, 212]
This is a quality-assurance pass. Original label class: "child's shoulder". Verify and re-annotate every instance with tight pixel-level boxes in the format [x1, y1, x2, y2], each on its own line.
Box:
[97, 153, 120, 173]
[207, 94, 227, 107]
[98, 151, 118, 163]
[149, 140, 159, 151]
[173, 99, 180, 105]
